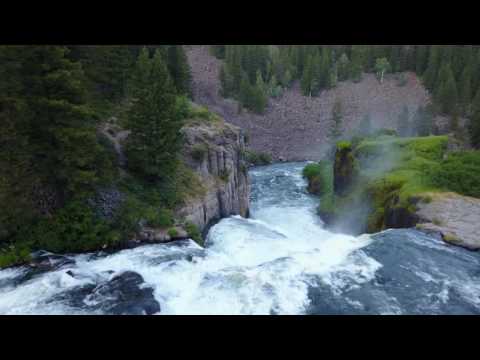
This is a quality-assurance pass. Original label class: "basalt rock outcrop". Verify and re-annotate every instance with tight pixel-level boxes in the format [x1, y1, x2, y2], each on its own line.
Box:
[176, 119, 250, 234]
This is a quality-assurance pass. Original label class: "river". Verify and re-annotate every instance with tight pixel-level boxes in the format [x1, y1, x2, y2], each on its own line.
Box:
[1, 162, 479, 315]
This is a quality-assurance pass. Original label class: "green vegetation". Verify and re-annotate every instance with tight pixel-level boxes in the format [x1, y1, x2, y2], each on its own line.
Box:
[427, 151, 480, 198]
[302, 161, 333, 196]
[125, 48, 183, 181]
[0, 45, 197, 268]
[306, 134, 478, 234]
[185, 221, 203, 246]
[245, 150, 272, 166]
[168, 228, 179, 238]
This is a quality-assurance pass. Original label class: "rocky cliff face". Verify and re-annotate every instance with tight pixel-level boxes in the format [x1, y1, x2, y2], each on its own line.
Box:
[176, 120, 250, 234]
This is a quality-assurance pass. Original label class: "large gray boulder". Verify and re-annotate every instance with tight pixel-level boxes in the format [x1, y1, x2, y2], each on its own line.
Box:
[416, 192, 480, 250]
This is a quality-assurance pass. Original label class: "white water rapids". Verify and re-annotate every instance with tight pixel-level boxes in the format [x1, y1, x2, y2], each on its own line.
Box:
[1, 162, 479, 315]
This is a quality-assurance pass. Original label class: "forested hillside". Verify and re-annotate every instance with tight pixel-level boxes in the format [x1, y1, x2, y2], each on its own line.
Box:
[0, 45, 199, 267]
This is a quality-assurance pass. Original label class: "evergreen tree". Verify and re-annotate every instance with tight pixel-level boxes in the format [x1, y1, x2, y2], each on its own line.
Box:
[337, 53, 350, 81]
[210, 45, 226, 59]
[126, 49, 182, 181]
[458, 65, 472, 114]
[415, 45, 429, 74]
[239, 72, 254, 110]
[436, 64, 458, 115]
[329, 99, 343, 140]
[301, 56, 314, 96]
[20, 46, 107, 196]
[328, 62, 338, 89]
[128, 47, 152, 97]
[423, 45, 441, 91]
[470, 110, 480, 148]
[166, 45, 192, 97]
[251, 77, 268, 114]
[413, 105, 433, 136]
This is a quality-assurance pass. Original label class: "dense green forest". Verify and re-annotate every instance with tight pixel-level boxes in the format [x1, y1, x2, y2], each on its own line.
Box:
[213, 45, 480, 147]
[0, 45, 195, 267]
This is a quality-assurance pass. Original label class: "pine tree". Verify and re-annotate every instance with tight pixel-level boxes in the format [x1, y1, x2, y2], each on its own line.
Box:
[413, 105, 433, 136]
[470, 110, 480, 148]
[337, 53, 350, 81]
[128, 47, 152, 97]
[239, 72, 254, 110]
[458, 65, 472, 114]
[415, 45, 429, 74]
[328, 62, 338, 89]
[423, 46, 441, 91]
[126, 49, 182, 181]
[329, 99, 343, 140]
[20, 46, 108, 196]
[436, 64, 458, 115]
[301, 56, 314, 96]
[166, 45, 192, 97]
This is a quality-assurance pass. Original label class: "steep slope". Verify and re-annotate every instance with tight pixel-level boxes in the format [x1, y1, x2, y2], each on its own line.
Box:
[186, 45, 434, 161]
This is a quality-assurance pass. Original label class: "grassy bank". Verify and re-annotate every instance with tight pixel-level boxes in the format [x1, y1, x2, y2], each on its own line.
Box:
[304, 134, 480, 234]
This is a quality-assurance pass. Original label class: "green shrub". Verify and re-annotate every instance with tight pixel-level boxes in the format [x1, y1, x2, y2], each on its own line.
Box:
[17, 200, 120, 254]
[303, 163, 322, 180]
[113, 196, 145, 238]
[175, 96, 191, 120]
[0, 245, 31, 269]
[185, 221, 203, 246]
[336, 141, 352, 151]
[245, 151, 272, 166]
[168, 228, 179, 238]
[427, 151, 480, 198]
[145, 207, 174, 228]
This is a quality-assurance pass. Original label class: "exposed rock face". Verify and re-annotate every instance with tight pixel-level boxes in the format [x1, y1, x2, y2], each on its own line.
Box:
[176, 120, 250, 233]
[415, 192, 480, 250]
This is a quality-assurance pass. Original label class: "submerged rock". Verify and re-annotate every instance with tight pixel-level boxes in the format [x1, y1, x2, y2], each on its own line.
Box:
[29, 250, 75, 270]
[49, 271, 160, 315]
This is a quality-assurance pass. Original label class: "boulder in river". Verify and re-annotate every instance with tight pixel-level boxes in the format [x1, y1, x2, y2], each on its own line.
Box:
[50, 271, 160, 315]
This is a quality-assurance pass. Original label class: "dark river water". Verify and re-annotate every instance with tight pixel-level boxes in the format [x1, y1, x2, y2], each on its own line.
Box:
[1, 162, 479, 315]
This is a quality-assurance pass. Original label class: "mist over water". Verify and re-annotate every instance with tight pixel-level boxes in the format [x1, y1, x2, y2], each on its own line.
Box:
[1, 162, 479, 315]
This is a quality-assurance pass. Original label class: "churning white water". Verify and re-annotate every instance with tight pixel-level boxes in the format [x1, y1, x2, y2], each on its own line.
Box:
[1, 162, 479, 315]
